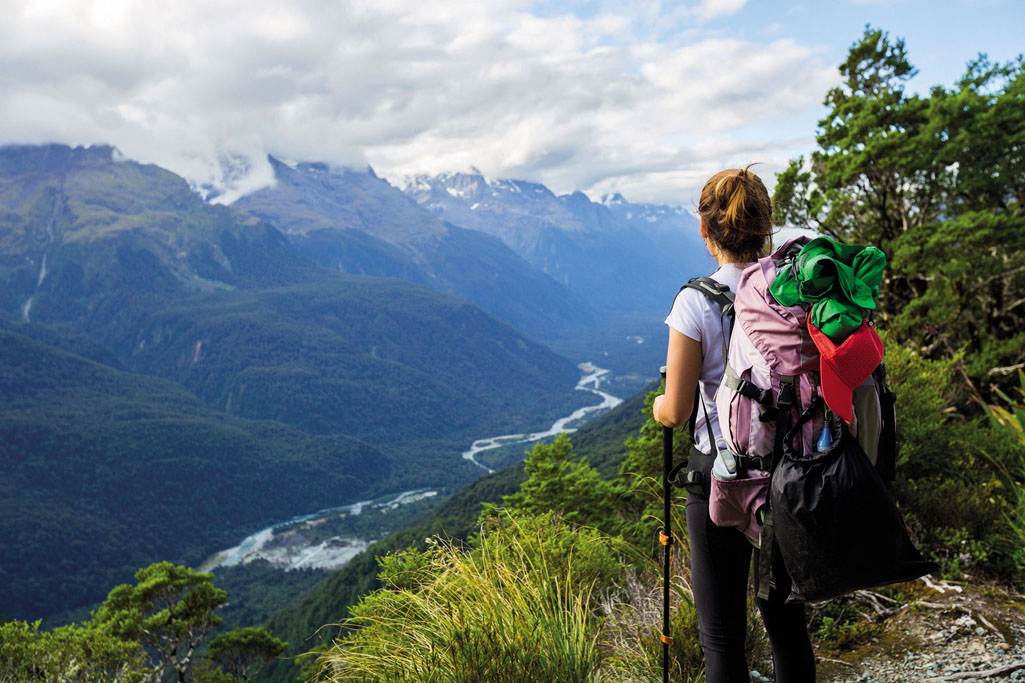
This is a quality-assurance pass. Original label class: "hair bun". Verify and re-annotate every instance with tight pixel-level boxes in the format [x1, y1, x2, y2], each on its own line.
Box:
[697, 165, 772, 262]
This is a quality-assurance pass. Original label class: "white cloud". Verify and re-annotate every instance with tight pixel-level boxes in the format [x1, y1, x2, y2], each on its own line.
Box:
[692, 0, 748, 21]
[0, 0, 837, 204]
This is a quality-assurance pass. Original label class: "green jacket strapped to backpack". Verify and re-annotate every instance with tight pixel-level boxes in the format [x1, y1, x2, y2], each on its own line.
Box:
[769, 236, 887, 343]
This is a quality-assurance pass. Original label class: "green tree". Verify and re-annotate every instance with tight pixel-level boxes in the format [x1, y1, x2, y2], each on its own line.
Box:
[0, 618, 146, 682]
[204, 626, 287, 680]
[773, 26, 1025, 384]
[609, 387, 689, 549]
[91, 561, 228, 683]
[773, 27, 940, 250]
[501, 433, 616, 528]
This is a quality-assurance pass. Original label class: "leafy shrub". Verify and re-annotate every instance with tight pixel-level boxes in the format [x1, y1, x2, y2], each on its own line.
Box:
[0, 619, 146, 682]
[980, 370, 1025, 580]
[500, 434, 617, 529]
[883, 338, 1011, 575]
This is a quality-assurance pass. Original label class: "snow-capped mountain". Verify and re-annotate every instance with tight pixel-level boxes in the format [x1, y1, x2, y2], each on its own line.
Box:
[233, 159, 597, 341]
[404, 170, 711, 316]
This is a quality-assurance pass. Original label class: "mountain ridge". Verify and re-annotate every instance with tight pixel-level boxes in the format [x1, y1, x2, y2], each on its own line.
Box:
[233, 156, 598, 342]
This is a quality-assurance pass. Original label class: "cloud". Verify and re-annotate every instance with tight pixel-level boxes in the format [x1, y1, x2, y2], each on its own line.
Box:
[692, 0, 748, 21]
[0, 0, 838, 204]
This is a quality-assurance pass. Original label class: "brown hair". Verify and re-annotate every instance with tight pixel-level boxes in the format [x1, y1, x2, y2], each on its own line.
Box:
[697, 164, 772, 263]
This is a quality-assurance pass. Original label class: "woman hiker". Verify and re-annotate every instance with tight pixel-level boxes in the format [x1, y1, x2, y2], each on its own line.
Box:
[652, 166, 816, 682]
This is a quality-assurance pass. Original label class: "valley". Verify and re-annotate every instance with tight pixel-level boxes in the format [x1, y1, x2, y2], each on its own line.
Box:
[0, 142, 703, 626]
[462, 362, 624, 472]
[202, 362, 624, 579]
[201, 489, 440, 573]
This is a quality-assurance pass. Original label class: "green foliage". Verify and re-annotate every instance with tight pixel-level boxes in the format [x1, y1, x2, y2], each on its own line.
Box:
[815, 615, 882, 652]
[205, 626, 287, 680]
[0, 618, 146, 682]
[501, 434, 617, 528]
[883, 338, 1017, 577]
[808, 596, 886, 654]
[0, 559, 292, 683]
[313, 513, 613, 682]
[611, 385, 690, 549]
[980, 371, 1025, 576]
[92, 562, 228, 683]
[773, 27, 1025, 387]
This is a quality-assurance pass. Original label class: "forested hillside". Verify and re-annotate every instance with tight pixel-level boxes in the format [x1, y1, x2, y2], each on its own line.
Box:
[0, 324, 392, 618]
[0, 145, 588, 622]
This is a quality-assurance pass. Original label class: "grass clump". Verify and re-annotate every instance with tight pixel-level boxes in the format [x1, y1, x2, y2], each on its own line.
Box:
[313, 512, 615, 682]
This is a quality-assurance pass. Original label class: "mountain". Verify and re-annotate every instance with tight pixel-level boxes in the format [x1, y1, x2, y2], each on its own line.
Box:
[0, 144, 585, 446]
[0, 323, 397, 620]
[403, 171, 712, 316]
[0, 144, 316, 326]
[105, 275, 589, 447]
[0, 144, 593, 620]
[233, 158, 596, 341]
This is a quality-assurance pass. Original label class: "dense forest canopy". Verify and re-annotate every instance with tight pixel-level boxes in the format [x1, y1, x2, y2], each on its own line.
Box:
[774, 27, 1025, 387]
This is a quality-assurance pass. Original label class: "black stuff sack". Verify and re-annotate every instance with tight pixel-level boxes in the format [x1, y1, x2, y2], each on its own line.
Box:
[770, 411, 937, 603]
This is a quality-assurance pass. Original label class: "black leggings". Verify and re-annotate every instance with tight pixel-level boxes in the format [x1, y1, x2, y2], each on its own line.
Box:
[686, 493, 815, 683]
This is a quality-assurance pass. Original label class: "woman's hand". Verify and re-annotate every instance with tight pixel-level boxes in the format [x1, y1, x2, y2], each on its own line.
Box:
[652, 394, 666, 425]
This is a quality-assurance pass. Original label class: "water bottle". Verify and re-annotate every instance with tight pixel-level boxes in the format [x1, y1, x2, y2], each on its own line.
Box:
[712, 447, 738, 481]
[816, 424, 833, 451]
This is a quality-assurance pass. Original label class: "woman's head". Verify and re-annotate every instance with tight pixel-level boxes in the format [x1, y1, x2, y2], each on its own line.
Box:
[697, 164, 772, 263]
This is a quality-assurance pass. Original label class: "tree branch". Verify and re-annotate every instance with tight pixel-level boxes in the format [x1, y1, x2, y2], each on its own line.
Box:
[926, 661, 1025, 681]
[988, 363, 1025, 377]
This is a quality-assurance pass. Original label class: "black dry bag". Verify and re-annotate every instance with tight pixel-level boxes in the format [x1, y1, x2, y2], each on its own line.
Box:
[770, 410, 937, 603]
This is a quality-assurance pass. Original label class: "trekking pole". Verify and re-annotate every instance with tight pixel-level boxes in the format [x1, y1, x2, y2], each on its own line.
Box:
[659, 366, 674, 683]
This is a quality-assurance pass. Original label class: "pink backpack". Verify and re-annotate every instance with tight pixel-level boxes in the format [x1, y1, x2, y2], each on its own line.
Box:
[701, 237, 920, 601]
[709, 238, 890, 544]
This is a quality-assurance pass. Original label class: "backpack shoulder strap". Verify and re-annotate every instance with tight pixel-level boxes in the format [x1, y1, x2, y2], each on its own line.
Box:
[679, 276, 737, 370]
[671, 276, 737, 448]
[682, 276, 735, 310]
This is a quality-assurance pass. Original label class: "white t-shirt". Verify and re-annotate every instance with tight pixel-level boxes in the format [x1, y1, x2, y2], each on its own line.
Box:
[664, 263, 749, 454]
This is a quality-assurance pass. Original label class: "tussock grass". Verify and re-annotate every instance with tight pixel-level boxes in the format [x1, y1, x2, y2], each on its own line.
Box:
[313, 514, 603, 682]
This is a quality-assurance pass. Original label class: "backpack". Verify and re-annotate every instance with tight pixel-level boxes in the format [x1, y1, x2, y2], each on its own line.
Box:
[715, 237, 892, 474]
[690, 237, 932, 601]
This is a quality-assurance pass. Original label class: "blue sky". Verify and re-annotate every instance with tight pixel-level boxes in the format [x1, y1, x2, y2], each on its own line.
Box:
[0, 0, 1020, 204]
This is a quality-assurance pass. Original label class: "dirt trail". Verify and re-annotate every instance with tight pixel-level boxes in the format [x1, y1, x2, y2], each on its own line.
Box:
[819, 580, 1025, 682]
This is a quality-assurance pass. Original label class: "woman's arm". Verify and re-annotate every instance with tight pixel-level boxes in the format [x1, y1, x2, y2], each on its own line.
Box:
[652, 328, 703, 428]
